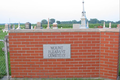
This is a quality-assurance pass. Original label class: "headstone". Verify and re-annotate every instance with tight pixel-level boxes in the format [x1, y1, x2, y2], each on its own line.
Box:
[94, 26, 97, 28]
[103, 22, 106, 28]
[12, 24, 15, 29]
[16, 22, 21, 29]
[53, 23, 58, 29]
[37, 22, 43, 29]
[117, 24, 120, 28]
[47, 18, 51, 29]
[109, 23, 111, 28]
[43, 44, 71, 59]
[61, 27, 62, 29]
[73, 24, 80, 29]
[2, 24, 9, 32]
[31, 26, 33, 29]
[25, 22, 31, 29]
[98, 26, 103, 28]
[87, 22, 89, 28]
[8, 24, 12, 30]
[34, 26, 36, 29]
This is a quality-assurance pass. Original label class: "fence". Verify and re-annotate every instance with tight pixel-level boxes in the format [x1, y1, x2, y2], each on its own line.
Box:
[0, 37, 9, 80]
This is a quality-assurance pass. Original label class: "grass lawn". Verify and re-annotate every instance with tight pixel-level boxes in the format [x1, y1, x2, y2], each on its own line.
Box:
[0, 30, 8, 78]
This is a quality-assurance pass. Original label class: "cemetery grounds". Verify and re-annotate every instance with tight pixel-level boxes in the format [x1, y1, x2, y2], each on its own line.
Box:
[0, 24, 119, 79]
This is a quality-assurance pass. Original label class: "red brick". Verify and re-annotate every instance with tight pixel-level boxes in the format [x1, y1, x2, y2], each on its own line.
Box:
[26, 39, 34, 41]
[61, 32, 70, 35]
[52, 33, 61, 35]
[21, 36, 29, 38]
[34, 33, 42, 35]
[26, 33, 34, 35]
[43, 33, 51, 35]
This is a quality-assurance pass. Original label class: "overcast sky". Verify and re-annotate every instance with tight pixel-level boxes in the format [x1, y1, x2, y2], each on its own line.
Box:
[0, 0, 119, 23]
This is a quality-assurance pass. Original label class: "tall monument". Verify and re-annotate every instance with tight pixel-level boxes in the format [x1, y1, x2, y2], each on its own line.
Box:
[80, 0, 88, 29]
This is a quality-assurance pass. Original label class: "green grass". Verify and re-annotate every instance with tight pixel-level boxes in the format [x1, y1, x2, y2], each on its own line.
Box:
[0, 30, 8, 78]
[12, 78, 103, 80]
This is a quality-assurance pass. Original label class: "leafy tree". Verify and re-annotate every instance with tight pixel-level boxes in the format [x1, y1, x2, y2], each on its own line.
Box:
[41, 19, 47, 24]
[72, 20, 77, 24]
[89, 19, 99, 24]
[56, 21, 61, 24]
[50, 18, 55, 24]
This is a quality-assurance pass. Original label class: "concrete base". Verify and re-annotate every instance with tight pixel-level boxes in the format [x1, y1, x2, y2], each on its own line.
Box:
[53, 27, 58, 29]
[1, 76, 114, 80]
[2, 29, 8, 32]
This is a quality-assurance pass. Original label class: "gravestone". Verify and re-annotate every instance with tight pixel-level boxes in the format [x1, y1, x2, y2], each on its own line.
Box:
[37, 22, 42, 29]
[98, 26, 103, 28]
[109, 23, 111, 28]
[16, 22, 21, 29]
[47, 18, 51, 29]
[25, 22, 31, 29]
[103, 22, 106, 28]
[117, 24, 120, 28]
[2, 24, 9, 32]
[73, 24, 80, 29]
[31, 26, 33, 29]
[34, 26, 36, 29]
[87, 22, 89, 28]
[53, 23, 58, 29]
[12, 24, 15, 29]
[8, 24, 12, 30]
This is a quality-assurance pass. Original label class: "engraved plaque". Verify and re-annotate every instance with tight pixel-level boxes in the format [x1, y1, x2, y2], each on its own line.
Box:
[43, 44, 71, 59]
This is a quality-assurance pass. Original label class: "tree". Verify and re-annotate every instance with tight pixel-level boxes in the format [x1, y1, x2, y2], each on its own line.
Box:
[56, 21, 61, 24]
[89, 19, 99, 24]
[41, 19, 47, 24]
[50, 18, 55, 24]
[72, 20, 77, 24]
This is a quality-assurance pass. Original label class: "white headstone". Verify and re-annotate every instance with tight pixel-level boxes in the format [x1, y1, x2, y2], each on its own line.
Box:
[103, 22, 106, 28]
[53, 23, 58, 29]
[73, 24, 80, 29]
[12, 24, 15, 29]
[87, 22, 89, 28]
[16, 22, 21, 29]
[109, 23, 111, 28]
[2, 24, 9, 32]
[31, 26, 33, 29]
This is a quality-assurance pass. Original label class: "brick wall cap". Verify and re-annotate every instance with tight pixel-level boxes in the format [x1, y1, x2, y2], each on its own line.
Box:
[9, 29, 120, 33]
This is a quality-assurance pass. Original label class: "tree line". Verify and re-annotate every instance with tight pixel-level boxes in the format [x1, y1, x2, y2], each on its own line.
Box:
[42, 18, 120, 24]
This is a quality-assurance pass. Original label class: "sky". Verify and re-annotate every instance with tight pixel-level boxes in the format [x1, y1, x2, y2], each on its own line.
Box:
[0, 0, 119, 23]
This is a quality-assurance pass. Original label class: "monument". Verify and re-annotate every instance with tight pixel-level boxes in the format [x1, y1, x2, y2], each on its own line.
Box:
[8, 24, 12, 30]
[47, 18, 51, 29]
[53, 21, 58, 29]
[31, 26, 33, 29]
[80, 0, 88, 29]
[109, 23, 111, 28]
[73, 24, 80, 29]
[2, 24, 9, 32]
[117, 24, 120, 28]
[37, 22, 43, 29]
[25, 22, 31, 29]
[16, 22, 21, 29]
[12, 24, 15, 29]
[103, 22, 106, 28]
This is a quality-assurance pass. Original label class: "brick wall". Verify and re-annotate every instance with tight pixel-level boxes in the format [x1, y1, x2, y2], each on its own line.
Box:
[9, 31, 119, 79]
[100, 32, 119, 79]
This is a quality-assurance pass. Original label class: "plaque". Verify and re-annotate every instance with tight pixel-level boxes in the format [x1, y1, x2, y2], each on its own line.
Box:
[43, 44, 71, 59]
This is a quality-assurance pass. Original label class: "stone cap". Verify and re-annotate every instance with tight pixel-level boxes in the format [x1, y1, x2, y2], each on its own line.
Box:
[9, 28, 120, 33]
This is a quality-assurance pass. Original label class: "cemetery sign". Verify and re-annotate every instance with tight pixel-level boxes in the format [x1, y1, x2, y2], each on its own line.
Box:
[43, 44, 71, 59]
